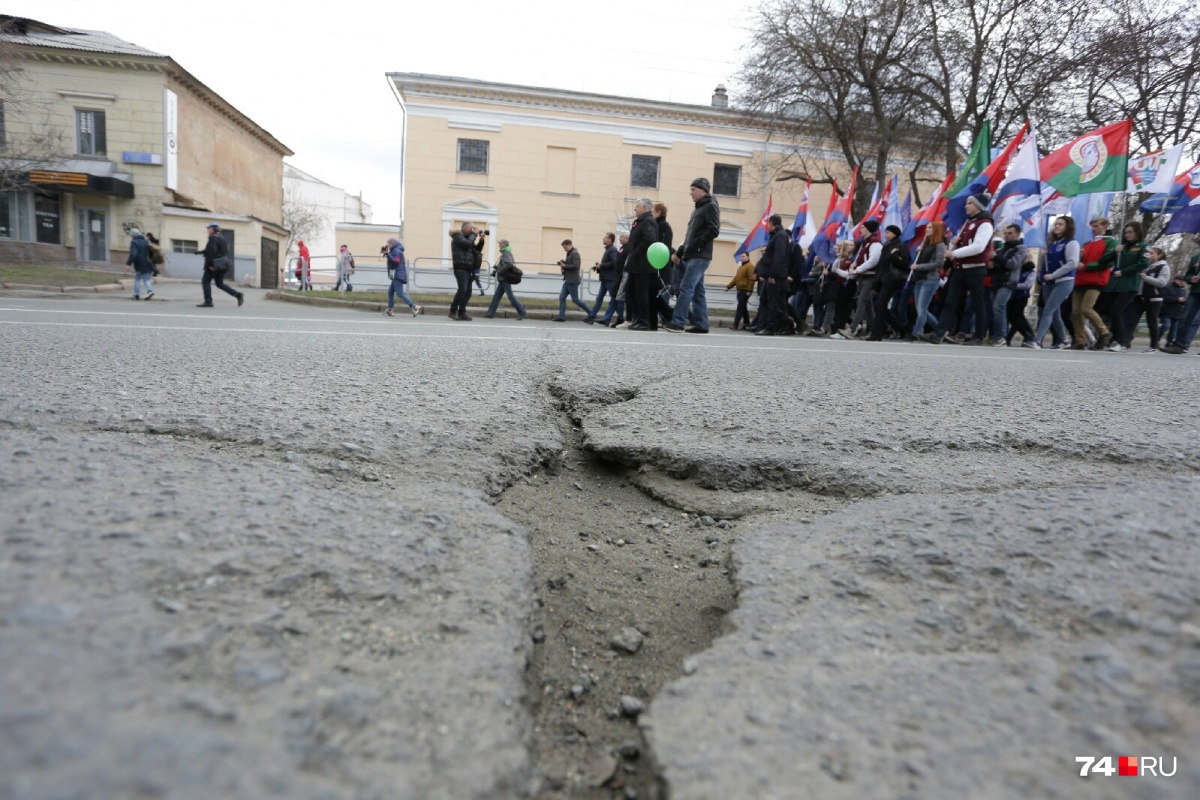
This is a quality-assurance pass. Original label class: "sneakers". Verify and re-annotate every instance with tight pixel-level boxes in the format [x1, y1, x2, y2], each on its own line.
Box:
[829, 331, 847, 340]
[991, 340, 1008, 347]
[1105, 342, 1125, 352]
[385, 308, 395, 316]
[145, 291, 154, 301]
[1142, 347, 1158, 353]
[917, 332, 941, 344]
[754, 329, 775, 336]
[1050, 343, 1070, 350]
[662, 322, 685, 333]
[412, 304, 421, 317]
[1023, 341, 1041, 349]
[237, 292, 244, 307]
[684, 326, 709, 334]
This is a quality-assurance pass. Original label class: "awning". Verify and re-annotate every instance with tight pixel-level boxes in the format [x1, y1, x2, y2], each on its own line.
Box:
[25, 159, 135, 199]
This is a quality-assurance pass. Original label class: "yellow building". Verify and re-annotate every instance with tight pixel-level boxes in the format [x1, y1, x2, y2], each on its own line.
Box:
[0, 16, 290, 286]
[388, 74, 858, 281]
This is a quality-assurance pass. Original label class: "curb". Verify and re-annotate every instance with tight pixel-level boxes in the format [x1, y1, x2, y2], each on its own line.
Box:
[1, 277, 249, 294]
[264, 290, 742, 328]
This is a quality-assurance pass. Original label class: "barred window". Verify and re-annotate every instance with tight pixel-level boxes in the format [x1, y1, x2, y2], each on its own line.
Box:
[457, 139, 489, 174]
[713, 164, 741, 197]
[171, 239, 199, 254]
[631, 155, 660, 189]
[76, 110, 106, 156]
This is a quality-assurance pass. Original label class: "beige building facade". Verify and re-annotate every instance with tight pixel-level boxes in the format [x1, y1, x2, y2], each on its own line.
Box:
[0, 16, 291, 286]
[388, 74, 862, 281]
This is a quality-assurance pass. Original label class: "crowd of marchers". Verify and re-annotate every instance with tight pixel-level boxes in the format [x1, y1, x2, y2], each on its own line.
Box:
[378, 181, 1200, 353]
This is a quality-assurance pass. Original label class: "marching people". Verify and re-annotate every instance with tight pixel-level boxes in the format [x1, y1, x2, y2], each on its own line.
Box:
[384, 237, 420, 317]
[335, 244, 355, 297]
[868, 224, 910, 341]
[1160, 274, 1190, 350]
[988, 224, 1027, 346]
[449, 223, 485, 320]
[921, 193, 993, 346]
[1004, 255, 1037, 346]
[654, 202, 676, 302]
[754, 214, 791, 336]
[1162, 234, 1200, 354]
[602, 233, 629, 327]
[553, 239, 594, 322]
[1028, 216, 1078, 348]
[666, 178, 721, 334]
[1102, 221, 1148, 351]
[1136, 246, 1171, 352]
[1073, 217, 1117, 350]
[590, 233, 619, 320]
[725, 251, 756, 330]
[125, 227, 154, 301]
[295, 239, 312, 290]
[848, 220, 883, 337]
[908, 221, 946, 341]
[623, 198, 660, 331]
[198, 222, 243, 308]
[485, 238, 527, 319]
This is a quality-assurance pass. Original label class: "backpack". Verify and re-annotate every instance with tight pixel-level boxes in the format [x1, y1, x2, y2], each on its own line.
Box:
[147, 242, 164, 265]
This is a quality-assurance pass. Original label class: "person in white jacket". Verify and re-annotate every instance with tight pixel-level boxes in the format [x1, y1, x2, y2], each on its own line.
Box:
[922, 193, 994, 345]
[335, 245, 355, 297]
[1137, 247, 1172, 352]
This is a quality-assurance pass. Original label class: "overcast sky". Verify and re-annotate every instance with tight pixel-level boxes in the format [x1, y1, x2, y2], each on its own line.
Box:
[17, 0, 760, 223]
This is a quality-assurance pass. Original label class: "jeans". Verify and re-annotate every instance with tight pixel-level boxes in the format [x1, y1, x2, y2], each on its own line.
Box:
[558, 282, 591, 318]
[590, 279, 614, 318]
[1034, 280, 1073, 344]
[202, 268, 239, 303]
[1169, 293, 1200, 349]
[133, 272, 153, 297]
[812, 300, 828, 331]
[388, 279, 415, 310]
[487, 281, 527, 317]
[850, 275, 876, 331]
[789, 284, 814, 329]
[910, 279, 939, 337]
[991, 286, 1014, 341]
[451, 268, 473, 314]
[891, 282, 912, 330]
[935, 267, 986, 339]
[672, 258, 710, 330]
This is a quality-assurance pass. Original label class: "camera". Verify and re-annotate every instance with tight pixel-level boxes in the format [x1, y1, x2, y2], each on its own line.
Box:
[380, 245, 389, 255]
[480, 229, 490, 236]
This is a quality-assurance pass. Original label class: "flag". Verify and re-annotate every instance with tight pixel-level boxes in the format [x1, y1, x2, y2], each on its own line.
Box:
[899, 190, 912, 232]
[1069, 193, 1114, 246]
[943, 121, 1030, 233]
[853, 175, 895, 237]
[992, 127, 1045, 247]
[1127, 143, 1185, 194]
[734, 196, 773, 263]
[1039, 119, 1132, 198]
[808, 179, 839, 263]
[1141, 161, 1200, 215]
[882, 176, 903, 231]
[812, 169, 857, 263]
[945, 122, 992, 198]
[1165, 164, 1200, 234]
[903, 171, 955, 246]
[791, 180, 816, 246]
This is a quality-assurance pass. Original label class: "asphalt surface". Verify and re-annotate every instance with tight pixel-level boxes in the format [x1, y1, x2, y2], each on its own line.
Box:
[2, 283, 1198, 799]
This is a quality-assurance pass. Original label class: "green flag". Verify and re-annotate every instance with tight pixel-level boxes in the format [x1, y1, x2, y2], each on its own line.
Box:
[946, 122, 991, 198]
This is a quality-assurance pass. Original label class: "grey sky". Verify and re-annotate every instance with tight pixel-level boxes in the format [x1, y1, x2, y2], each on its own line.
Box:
[16, 0, 759, 223]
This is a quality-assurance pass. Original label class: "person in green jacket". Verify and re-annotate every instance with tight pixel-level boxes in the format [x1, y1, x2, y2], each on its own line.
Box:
[1101, 221, 1148, 352]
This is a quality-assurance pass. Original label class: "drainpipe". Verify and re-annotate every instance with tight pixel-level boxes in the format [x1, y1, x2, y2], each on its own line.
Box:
[387, 76, 408, 240]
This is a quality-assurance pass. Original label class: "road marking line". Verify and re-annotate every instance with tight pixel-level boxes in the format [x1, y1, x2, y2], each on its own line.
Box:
[0, 319, 1090, 362]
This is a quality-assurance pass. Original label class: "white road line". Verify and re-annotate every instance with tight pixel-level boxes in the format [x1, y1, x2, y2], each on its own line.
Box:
[0, 318, 1090, 362]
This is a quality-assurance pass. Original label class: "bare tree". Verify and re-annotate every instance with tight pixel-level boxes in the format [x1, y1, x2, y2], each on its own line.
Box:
[281, 182, 325, 259]
[0, 20, 68, 195]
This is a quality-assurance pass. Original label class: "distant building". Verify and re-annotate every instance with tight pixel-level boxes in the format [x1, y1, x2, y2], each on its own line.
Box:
[0, 16, 291, 286]
[387, 74, 852, 278]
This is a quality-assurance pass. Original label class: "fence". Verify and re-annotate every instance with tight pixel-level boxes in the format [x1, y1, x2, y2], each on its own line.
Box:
[284, 253, 742, 310]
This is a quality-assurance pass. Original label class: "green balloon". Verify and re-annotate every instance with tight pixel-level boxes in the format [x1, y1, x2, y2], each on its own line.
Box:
[648, 242, 671, 270]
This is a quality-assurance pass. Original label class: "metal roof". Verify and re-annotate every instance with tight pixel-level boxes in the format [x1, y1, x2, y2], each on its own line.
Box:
[0, 16, 163, 59]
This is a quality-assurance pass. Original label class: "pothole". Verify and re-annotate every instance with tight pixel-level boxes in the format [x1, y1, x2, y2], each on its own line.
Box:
[498, 411, 737, 799]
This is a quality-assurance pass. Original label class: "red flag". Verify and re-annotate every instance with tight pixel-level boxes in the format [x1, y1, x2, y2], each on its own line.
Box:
[1039, 119, 1132, 198]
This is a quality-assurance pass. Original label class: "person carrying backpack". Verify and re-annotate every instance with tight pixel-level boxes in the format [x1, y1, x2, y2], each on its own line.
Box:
[384, 237, 420, 317]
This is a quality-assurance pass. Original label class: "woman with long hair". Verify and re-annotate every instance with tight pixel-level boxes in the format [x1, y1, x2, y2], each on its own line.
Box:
[908, 221, 946, 341]
[1102, 221, 1148, 351]
[1027, 216, 1079, 349]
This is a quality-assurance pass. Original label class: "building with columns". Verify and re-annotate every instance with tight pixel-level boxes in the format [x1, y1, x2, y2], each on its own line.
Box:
[387, 73, 864, 279]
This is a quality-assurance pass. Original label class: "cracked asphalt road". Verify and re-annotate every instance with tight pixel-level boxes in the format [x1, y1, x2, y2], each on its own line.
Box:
[2, 285, 1199, 799]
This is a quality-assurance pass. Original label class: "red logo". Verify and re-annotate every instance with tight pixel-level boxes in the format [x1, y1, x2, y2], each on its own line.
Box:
[1119, 756, 1139, 777]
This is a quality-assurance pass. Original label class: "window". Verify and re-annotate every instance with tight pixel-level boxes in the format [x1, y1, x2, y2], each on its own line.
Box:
[457, 139, 489, 174]
[76, 109, 106, 156]
[631, 155, 660, 189]
[172, 239, 199, 254]
[0, 190, 33, 241]
[34, 193, 60, 244]
[713, 164, 741, 197]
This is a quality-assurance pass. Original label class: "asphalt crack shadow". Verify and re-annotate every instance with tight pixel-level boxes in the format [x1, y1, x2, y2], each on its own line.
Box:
[497, 386, 740, 800]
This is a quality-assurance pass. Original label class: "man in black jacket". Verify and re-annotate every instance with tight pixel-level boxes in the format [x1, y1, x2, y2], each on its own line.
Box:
[988, 224, 1027, 346]
[665, 178, 721, 334]
[602, 233, 629, 327]
[449, 223, 485, 320]
[624, 199, 659, 331]
[198, 222, 243, 308]
[755, 215, 791, 336]
[590, 232, 619, 320]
